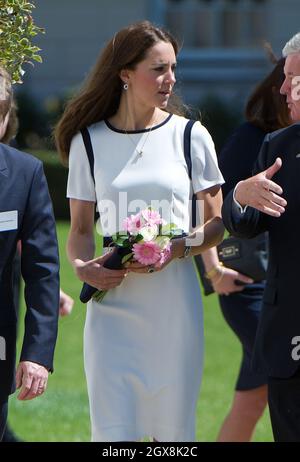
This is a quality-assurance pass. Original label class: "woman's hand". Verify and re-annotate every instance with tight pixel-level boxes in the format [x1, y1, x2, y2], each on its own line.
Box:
[124, 238, 184, 274]
[211, 266, 253, 295]
[74, 250, 128, 290]
[124, 254, 173, 274]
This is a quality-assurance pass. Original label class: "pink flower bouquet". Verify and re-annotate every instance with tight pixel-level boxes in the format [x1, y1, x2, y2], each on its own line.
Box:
[79, 207, 180, 303]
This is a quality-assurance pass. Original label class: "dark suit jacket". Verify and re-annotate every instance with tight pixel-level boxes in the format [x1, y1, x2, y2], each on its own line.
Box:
[218, 121, 266, 198]
[0, 143, 59, 399]
[222, 122, 300, 378]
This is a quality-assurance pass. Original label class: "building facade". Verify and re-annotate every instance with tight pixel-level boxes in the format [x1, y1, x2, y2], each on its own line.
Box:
[24, 0, 300, 106]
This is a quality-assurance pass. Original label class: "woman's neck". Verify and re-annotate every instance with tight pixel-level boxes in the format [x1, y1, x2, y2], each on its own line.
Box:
[109, 100, 167, 131]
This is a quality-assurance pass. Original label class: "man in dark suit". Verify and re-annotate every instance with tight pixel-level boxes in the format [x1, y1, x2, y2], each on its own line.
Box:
[0, 68, 59, 440]
[222, 32, 300, 442]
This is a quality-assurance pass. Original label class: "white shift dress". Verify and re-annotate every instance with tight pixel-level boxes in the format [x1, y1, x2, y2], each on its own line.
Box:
[67, 114, 224, 442]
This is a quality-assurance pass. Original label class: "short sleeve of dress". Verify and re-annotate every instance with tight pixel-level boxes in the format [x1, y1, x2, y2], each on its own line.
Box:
[66, 132, 96, 202]
[190, 122, 224, 193]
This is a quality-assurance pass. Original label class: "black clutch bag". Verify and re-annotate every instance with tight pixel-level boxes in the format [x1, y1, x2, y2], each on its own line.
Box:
[79, 246, 132, 303]
[217, 233, 268, 281]
[194, 233, 268, 296]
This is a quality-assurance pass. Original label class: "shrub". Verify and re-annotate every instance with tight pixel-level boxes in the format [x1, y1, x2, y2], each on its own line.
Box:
[0, 0, 44, 83]
[30, 150, 69, 220]
[15, 90, 71, 150]
[196, 94, 242, 154]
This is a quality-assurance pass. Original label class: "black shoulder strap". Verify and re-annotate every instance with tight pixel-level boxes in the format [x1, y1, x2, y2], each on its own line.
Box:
[183, 120, 213, 293]
[183, 119, 196, 180]
[80, 127, 102, 225]
[183, 120, 197, 227]
[80, 127, 95, 184]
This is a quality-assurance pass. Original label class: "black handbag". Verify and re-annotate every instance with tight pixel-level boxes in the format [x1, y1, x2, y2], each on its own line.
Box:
[195, 233, 268, 296]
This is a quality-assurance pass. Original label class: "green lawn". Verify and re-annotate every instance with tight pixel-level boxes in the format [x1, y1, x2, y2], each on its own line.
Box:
[8, 221, 273, 442]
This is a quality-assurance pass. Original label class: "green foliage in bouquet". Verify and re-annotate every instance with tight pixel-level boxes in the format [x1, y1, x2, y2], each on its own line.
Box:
[110, 222, 180, 265]
[0, 0, 44, 83]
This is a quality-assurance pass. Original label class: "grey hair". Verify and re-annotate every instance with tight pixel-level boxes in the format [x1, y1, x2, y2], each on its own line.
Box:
[0, 67, 12, 102]
[282, 32, 300, 57]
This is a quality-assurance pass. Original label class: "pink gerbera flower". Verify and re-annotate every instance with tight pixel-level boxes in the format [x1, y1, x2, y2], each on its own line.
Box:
[123, 213, 142, 235]
[133, 241, 161, 265]
[141, 209, 163, 226]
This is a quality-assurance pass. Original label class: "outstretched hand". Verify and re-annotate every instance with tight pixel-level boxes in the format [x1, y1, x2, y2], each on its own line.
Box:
[234, 157, 287, 217]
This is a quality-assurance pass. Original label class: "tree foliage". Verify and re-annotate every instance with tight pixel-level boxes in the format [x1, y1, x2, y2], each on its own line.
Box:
[0, 0, 44, 83]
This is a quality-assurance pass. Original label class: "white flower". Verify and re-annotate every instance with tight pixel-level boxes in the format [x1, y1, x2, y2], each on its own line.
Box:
[139, 225, 159, 242]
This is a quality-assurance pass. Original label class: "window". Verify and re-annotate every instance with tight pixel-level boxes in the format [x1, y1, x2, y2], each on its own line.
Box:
[165, 0, 268, 48]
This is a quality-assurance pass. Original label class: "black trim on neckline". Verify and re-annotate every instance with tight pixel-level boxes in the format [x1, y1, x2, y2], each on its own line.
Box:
[104, 113, 173, 134]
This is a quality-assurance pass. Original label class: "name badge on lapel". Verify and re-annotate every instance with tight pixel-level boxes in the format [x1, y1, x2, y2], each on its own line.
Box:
[0, 210, 18, 232]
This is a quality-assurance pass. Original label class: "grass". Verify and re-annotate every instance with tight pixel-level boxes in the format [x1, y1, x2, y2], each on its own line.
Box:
[8, 221, 273, 442]
[28, 150, 61, 166]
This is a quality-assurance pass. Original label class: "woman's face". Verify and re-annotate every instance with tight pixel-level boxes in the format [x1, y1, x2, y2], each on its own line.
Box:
[125, 41, 177, 110]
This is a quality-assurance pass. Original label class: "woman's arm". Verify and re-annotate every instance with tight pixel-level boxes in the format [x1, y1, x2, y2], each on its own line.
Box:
[67, 199, 127, 290]
[67, 199, 96, 265]
[127, 185, 225, 274]
[171, 184, 224, 259]
[199, 187, 254, 295]
[189, 184, 224, 254]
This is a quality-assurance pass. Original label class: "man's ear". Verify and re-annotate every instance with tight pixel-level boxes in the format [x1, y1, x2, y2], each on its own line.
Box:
[0, 111, 10, 141]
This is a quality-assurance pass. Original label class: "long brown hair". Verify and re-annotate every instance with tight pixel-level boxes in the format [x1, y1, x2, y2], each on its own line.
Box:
[55, 21, 186, 164]
[0, 66, 18, 144]
[245, 57, 291, 132]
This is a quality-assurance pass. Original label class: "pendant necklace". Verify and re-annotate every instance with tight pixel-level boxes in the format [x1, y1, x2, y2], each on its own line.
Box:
[124, 119, 156, 158]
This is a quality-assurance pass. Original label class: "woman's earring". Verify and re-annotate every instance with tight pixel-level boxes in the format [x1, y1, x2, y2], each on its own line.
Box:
[123, 83, 129, 91]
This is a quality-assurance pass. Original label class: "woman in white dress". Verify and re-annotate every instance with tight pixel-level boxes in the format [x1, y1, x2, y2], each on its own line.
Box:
[55, 21, 224, 442]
